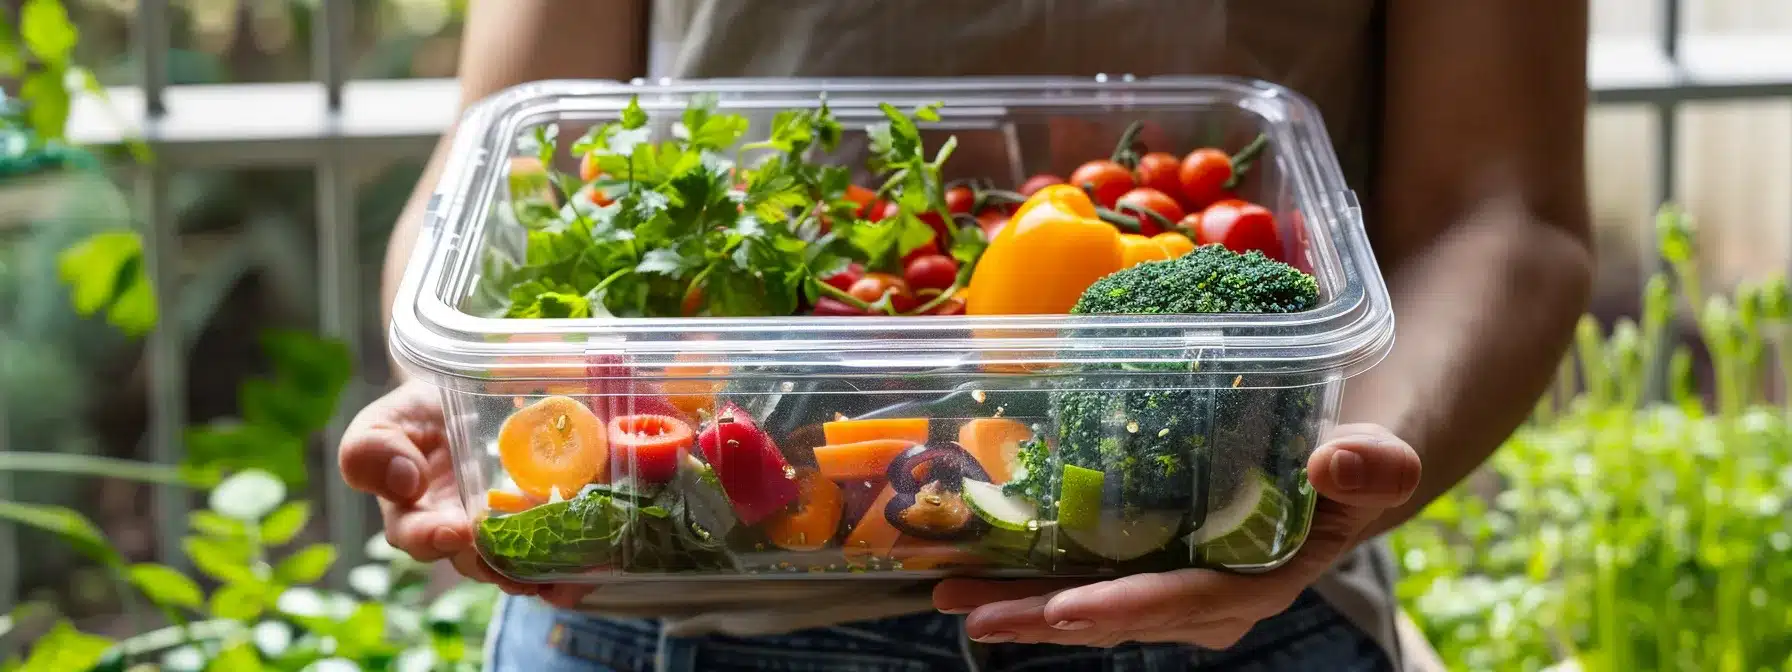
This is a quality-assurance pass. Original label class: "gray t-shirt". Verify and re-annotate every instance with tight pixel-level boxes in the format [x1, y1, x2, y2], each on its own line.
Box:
[580, 1, 1407, 668]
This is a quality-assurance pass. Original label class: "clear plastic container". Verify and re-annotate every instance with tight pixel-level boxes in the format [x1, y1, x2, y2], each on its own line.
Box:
[389, 77, 1394, 583]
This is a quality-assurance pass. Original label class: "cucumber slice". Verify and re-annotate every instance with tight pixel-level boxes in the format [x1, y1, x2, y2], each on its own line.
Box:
[1057, 464, 1106, 530]
[963, 478, 1039, 532]
[1055, 464, 1180, 560]
[1062, 510, 1183, 562]
[1186, 470, 1292, 566]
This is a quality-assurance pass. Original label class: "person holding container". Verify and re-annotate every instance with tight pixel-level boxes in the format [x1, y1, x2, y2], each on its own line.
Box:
[338, 1, 1593, 670]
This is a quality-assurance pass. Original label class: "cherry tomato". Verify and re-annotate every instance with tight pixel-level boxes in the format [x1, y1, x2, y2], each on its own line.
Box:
[1194, 200, 1281, 260]
[1133, 152, 1183, 203]
[1018, 174, 1065, 197]
[849, 273, 917, 313]
[902, 238, 941, 266]
[811, 297, 869, 316]
[976, 211, 1010, 240]
[1114, 187, 1186, 237]
[903, 254, 959, 292]
[917, 209, 952, 245]
[1178, 148, 1235, 210]
[927, 292, 967, 316]
[1068, 160, 1134, 209]
[945, 186, 975, 215]
[822, 263, 865, 293]
[845, 184, 883, 219]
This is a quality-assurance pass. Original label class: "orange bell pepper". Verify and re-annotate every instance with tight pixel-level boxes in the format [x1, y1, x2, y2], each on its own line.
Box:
[1119, 231, 1197, 269]
[966, 185, 1125, 315]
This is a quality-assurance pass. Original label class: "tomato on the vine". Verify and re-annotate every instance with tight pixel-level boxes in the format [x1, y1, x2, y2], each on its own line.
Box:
[902, 239, 941, 266]
[1068, 160, 1134, 209]
[1178, 148, 1235, 211]
[903, 254, 958, 292]
[1019, 174, 1064, 197]
[976, 211, 1010, 240]
[848, 273, 912, 307]
[1114, 187, 1185, 237]
[822, 263, 865, 293]
[1193, 200, 1281, 260]
[845, 184, 888, 221]
[945, 186, 975, 215]
[811, 297, 868, 316]
[1133, 152, 1183, 203]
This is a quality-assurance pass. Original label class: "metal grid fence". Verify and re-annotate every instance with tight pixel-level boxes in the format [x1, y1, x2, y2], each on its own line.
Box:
[13, 0, 1792, 600]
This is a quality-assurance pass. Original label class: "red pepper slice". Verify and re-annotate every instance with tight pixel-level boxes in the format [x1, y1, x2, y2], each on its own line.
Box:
[696, 403, 800, 525]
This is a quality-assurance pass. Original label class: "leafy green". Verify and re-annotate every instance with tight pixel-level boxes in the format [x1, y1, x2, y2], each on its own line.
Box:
[127, 563, 204, 609]
[477, 485, 733, 577]
[479, 94, 964, 319]
[1392, 204, 1792, 672]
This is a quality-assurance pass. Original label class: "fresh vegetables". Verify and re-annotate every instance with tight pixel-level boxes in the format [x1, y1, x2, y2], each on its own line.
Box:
[606, 413, 694, 484]
[697, 403, 800, 525]
[1192, 199, 1281, 261]
[957, 418, 1033, 484]
[1178, 134, 1266, 210]
[882, 443, 990, 540]
[822, 417, 930, 445]
[964, 184, 1125, 315]
[813, 439, 916, 481]
[470, 98, 1334, 580]
[762, 468, 844, 552]
[497, 396, 609, 500]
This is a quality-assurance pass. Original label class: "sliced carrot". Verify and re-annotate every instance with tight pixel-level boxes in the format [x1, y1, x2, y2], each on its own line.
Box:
[843, 485, 903, 564]
[957, 418, 1034, 484]
[485, 489, 542, 514]
[498, 396, 608, 501]
[822, 418, 929, 446]
[762, 468, 845, 552]
[812, 439, 917, 481]
[659, 360, 728, 419]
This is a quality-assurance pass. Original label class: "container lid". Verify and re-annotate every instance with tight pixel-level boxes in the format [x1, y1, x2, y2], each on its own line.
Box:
[389, 76, 1394, 393]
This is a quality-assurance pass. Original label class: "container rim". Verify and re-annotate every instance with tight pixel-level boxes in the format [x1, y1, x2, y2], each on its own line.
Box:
[389, 76, 1395, 390]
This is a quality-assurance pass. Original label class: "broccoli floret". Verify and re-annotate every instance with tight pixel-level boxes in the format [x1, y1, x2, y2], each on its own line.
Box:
[1072, 245, 1319, 315]
[1002, 439, 1058, 514]
[1044, 245, 1322, 513]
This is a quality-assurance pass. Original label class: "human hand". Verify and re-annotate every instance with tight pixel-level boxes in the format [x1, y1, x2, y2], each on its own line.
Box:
[338, 380, 593, 607]
[931, 423, 1422, 648]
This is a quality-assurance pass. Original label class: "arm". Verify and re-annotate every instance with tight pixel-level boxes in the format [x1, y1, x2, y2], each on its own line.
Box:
[1349, 0, 1594, 538]
[380, 0, 648, 339]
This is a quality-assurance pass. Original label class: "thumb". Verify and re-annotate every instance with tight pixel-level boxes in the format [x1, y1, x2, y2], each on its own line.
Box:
[1305, 423, 1421, 510]
[1281, 424, 1422, 576]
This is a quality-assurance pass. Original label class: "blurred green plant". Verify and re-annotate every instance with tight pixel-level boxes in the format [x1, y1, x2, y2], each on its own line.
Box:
[1391, 205, 1792, 671]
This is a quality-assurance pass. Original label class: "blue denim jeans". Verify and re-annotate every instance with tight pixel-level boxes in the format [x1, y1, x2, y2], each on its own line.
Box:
[484, 589, 1391, 672]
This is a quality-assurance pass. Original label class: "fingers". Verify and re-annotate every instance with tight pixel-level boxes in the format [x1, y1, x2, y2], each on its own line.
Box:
[932, 579, 1080, 613]
[381, 501, 471, 562]
[445, 550, 539, 597]
[340, 422, 430, 504]
[1037, 569, 1264, 631]
[1306, 423, 1422, 509]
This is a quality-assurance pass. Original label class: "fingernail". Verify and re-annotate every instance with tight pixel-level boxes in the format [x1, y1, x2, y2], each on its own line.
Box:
[1332, 448, 1365, 490]
[938, 608, 970, 615]
[973, 632, 1015, 643]
[431, 526, 464, 552]
[1051, 620, 1092, 631]
[387, 456, 422, 499]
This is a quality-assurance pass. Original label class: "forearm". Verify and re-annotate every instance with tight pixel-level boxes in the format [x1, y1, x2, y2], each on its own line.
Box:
[1345, 201, 1592, 538]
